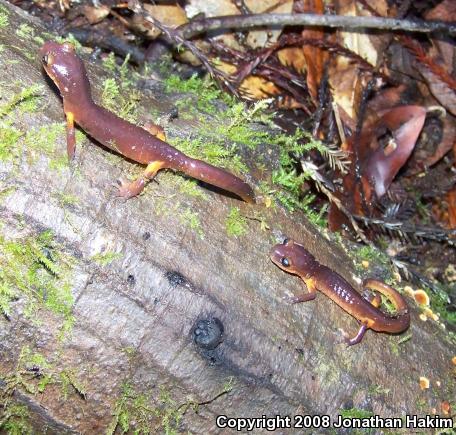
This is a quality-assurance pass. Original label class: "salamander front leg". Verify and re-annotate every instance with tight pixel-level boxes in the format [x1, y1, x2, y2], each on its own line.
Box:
[362, 290, 381, 308]
[65, 111, 76, 160]
[142, 121, 166, 142]
[284, 278, 317, 304]
[116, 161, 165, 199]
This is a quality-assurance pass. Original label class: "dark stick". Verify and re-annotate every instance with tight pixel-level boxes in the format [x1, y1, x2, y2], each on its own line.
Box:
[67, 28, 145, 64]
[127, 0, 238, 95]
[179, 13, 456, 39]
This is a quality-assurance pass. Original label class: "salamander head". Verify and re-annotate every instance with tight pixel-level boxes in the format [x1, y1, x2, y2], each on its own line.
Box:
[270, 238, 317, 276]
[40, 41, 91, 102]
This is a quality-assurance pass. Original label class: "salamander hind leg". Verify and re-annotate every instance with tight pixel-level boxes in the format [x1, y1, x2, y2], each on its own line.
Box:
[116, 161, 165, 199]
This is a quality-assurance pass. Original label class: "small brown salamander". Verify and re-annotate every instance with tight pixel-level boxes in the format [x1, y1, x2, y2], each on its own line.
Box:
[40, 41, 255, 203]
[270, 239, 410, 345]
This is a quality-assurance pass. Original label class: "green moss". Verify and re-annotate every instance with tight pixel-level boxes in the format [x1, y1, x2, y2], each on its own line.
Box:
[101, 78, 121, 108]
[106, 382, 156, 435]
[0, 230, 75, 336]
[100, 54, 140, 122]
[0, 84, 43, 119]
[0, 13, 8, 29]
[428, 286, 456, 326]
[219, 99, 274, 150]
[91, 251, 123, 266]
[172, 137, 247, 175]
[0, 347, 86, 432]
[175, 178, 208, 200]
[32, 35, 45, 46]
[179, 208, 203, 238]
[354, 245, 391, 271]
[367, 384, 390, 396]
[107, 380, 233, 435]
[52, 33, 83, 50]
[55, 192, 80, 207]
[102, 52, 118, 73]
[225, 207, 247, 237]
[339, 407, 374, 419]
[0, 85, 69, 171]
[15, 24, 33, 39]
[163, 74, 228, 115]
[59, 369, 87, 400]
[0, 124, 22, 163]
[100, 77, 140, 123]
[0, 403, 32, 435]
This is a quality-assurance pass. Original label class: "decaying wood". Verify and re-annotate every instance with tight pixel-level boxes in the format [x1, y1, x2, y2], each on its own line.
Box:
[0, 2, 454, 433]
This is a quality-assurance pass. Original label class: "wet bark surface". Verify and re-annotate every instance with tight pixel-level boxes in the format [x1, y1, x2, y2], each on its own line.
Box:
[0, 1, 454, 433]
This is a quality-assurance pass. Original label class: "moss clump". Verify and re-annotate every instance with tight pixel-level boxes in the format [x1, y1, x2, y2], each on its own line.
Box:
[163, 73, 230, 115]
[428, 285, 456, 327]
[0, 230, 75, 337]
[354, 245, 391, 272]
[0, 346, 86, 434]
[0, 403, 32, 435]
[0, 84, 70, 171]
[107, 379, 233, 435]
[90, 251, 123, 266]
[99, 53, 141, 123]
[174, 178, 208, 200]
[172, 136, 247, 175]
[0, 84, 43, 119]
[0, 11, 9, 29]
[179, 208, 203, 239]
[225, 207, 247, 237]
[15, 24, 34, 40]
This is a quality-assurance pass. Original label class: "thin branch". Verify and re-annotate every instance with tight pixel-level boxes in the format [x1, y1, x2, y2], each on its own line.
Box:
[127, 0, 238, 94]
[179, 13, 455, 40]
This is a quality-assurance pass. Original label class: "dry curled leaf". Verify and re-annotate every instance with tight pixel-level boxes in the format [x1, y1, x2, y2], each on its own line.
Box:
[83, 5, 110, 25]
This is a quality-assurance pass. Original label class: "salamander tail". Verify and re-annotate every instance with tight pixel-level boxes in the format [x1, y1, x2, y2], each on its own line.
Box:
[363, 279, 410, 333]
[180, 158, 255, 203]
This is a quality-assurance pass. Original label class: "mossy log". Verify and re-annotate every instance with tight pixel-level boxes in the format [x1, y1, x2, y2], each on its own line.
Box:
[0, 1, 454, 433]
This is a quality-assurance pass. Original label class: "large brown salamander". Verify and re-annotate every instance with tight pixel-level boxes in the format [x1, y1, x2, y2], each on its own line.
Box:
[40, 41, 255, 203]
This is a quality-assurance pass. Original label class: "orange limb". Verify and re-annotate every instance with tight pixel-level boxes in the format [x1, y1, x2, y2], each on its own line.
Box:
[116, 161, 165, 199]
[142, 122, 166, 142]
[66, 111, 76, 160]
[286, 278, 318, 303]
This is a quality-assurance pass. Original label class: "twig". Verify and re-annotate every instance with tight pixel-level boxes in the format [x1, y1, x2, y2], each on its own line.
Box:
[67, 28, 145, 64]
[127, 0, 238, 95]
[179, 13, 456, 40]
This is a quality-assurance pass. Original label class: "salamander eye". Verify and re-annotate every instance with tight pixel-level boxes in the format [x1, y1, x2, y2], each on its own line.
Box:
[281, 257, 290, 267]
[283, 238, 289, 245]
[42, 54, 49, 65]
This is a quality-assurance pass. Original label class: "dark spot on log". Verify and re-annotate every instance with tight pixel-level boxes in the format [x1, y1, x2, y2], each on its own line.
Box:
[168, 106, 179, 120]
[198, 349, 222, 365]
[165, 270, 188, 288]
[192, 317, 224, 350]
[142, 231, 151, 240]
[342, 399, 354, 410]
[127, 274, 135, 286]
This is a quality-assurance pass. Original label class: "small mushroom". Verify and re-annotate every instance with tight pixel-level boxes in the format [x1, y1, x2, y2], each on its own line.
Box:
[403, 286, 414, 296]
[441, 401, 451, 415]
[419, 376, 430, 390]
[413, 289, 430, 306]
